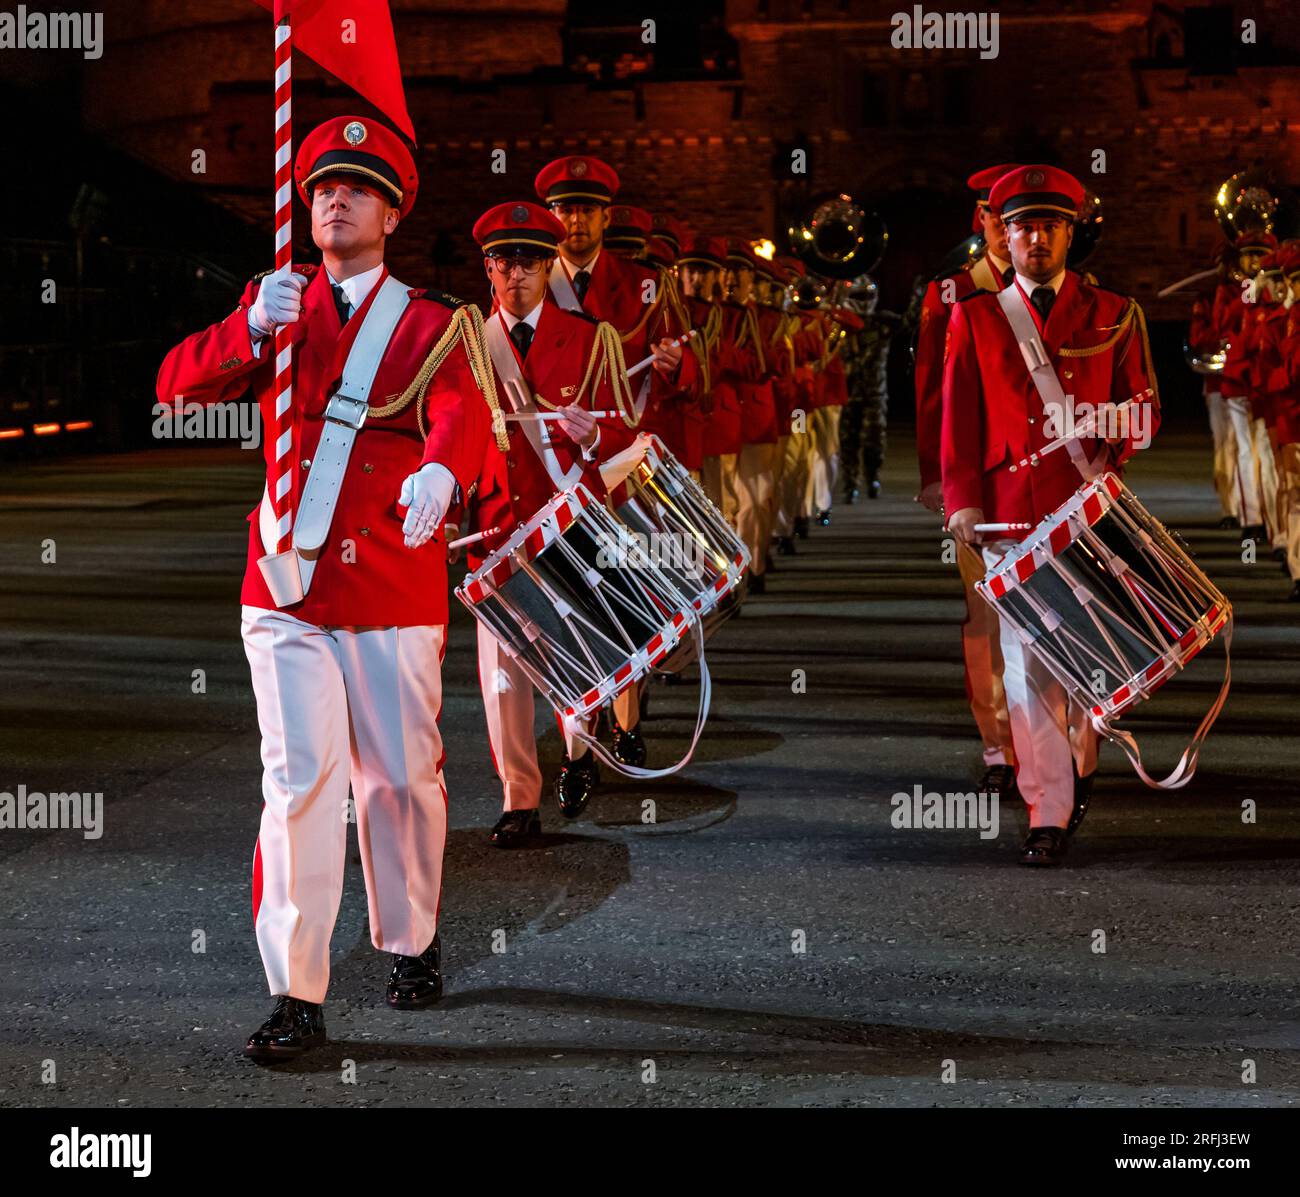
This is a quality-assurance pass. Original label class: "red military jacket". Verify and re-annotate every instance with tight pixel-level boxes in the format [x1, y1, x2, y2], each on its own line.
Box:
[941, 271, 1160, 535]
[1219, 286, 1259, 398]
[636, 275, 706, 467]
[739, 300, 779, 445]
[703, 300, 761, 456]
[156, 264, 491, 626]
[461, 299, 639, 566]
[915, 254, 1009, 489]
[762, 303, 798, 439]
[1267, 304, 1300, 445]
[819, 306, 864, 409]
[1251, 298, 1291, 427]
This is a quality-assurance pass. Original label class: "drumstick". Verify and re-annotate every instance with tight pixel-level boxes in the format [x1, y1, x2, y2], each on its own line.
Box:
[1008, 390, 1152, 473]
[503, 411, 617, 421]
[625, 328, 699, 378]
[446, 526, 501, 550]
[973, 522, 1032, 533]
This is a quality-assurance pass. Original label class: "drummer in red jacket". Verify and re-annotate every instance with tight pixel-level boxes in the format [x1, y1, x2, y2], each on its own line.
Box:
[456, 201, 640, 847]
[942, 165, 1160, 867]
[158, 116, 493, 1060]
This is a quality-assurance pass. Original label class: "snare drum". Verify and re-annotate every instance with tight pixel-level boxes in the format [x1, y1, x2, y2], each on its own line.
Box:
[612, 436, 750, 669]
[456, 484, 701, 726]
[976, 472, 1231, 787]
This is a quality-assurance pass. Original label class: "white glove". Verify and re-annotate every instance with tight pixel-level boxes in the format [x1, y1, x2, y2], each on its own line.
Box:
[248, 264, 309, 339]
[399, 463, 457, 549]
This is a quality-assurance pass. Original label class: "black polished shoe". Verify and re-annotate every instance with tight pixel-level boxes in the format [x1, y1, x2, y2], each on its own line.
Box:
[842, 482, 860, 505]
[489, 807, 542, 848]
[1020, 827, 1068, 867]
[554, 750, 600, 818]
[1289, 581, 1300, 602]
[978, 763, 1017, 797]
[777, 535, 797, 556]
[1242, 523, 1267, 541]
[816, 508, 831, 526]
[867, 476, 881, 499]
[1217, 515, 1239, 530]
[386, 934, 443, 1009]
[794, 516, 810, 540]
[244, 995, 326, 1062]
[1068, 772, 1095, 837]
[748, 572, 767, 595]
[611, 719, 647, 768]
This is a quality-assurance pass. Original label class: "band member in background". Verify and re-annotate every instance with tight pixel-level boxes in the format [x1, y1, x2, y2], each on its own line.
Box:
[1189, 241, 1244, 528]
[158, 116, 493, 1059]
[1247, 249, 1291, 563]
[534, 156, 695, 767]
[726, 238, 780, 594]
[678, 235, 728, 487]
[915, 164, 1020, 797]
[838, 276, 892, 503]
[701, 241, 748, 528]
[806, 299, 860, 526]
[1269, 246, 1300, 601]
[942, 165, 1159, 867]
[772, 258, 821, 551]
[460, 201, 640, 846]
[1220, 230, 1276, 542]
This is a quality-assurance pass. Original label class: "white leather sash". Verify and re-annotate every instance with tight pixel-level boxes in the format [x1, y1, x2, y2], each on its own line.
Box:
[547, 258, 585, 313]
[257, 273, 411, 599]
[996, 284, 1102, 483]
[484, 312, 584, 491]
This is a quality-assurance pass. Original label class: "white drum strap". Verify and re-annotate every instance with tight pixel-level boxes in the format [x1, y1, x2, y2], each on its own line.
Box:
[1092, 615, 1234, 790]
[484, 313, 585, 491]
[565, 613, 713, 780]
[996, 284, 1104, 484]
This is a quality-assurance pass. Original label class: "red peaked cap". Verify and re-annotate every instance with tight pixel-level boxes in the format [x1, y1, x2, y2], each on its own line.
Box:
[472, 201, 567, 255]
[773, 254, 806, 279]
[679, 235, 729, 269]
[1236, 230, 1279, 254]
[725, 237, 762, 270]
[642, 236, 678, 269]
[534, 155, 621, 206]
[651, 215, 692, 255]
[606, 204, 654, 251]
[989, 164, 1085, 223]
[295, 115, 418, 218]
[967, 162, 1021, 232]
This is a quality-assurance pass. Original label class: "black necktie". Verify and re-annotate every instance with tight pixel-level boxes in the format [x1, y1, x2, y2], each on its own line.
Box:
[1001, 265, 1014, 286]
[1030, 286, 1055, 322]
[572, 269, 591, 303]
[331, 283, 351, 326]
[509, 319, 533, 358]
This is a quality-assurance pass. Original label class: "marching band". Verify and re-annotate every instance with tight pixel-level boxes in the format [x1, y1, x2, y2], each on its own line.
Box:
[156, 114, 1278, 1061]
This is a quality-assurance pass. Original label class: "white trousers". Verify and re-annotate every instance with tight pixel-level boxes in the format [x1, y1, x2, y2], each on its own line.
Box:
[736, 441, 779, 576]
[774, 430, 811, 537]
[242, 605, 448, 1005]
[477, 620, 587, 812]
[981, 548, 1098, 828]
[806, 406, 841, 514]
[1253, 418, 1283, 548]
[700, 453, 739, 525]
[1205, 390, 1238, 520]
[1225, 396, 1262, 526]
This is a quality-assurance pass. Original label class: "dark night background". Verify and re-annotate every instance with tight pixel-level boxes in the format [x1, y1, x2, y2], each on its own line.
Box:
[3, 0, 1300, 453]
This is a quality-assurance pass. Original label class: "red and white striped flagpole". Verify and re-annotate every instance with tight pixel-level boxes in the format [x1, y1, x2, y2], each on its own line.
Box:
[270, 11, 294, 554]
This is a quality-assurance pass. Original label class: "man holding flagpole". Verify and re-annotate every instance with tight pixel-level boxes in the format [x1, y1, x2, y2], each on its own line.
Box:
[160, 109, 494, 1059]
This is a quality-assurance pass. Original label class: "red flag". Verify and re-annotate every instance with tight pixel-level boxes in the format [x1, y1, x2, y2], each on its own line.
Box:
[256, 0, 415, 141]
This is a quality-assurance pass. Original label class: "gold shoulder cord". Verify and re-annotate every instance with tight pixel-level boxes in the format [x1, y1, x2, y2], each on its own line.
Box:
[620, 272, 666, 345]
[1055, 298, 1159, 404]
[747, 306, 766, 374]
[527, 320, 640, 428]
[1057, 300, 1136, 358]
[384, 305, 510, 451]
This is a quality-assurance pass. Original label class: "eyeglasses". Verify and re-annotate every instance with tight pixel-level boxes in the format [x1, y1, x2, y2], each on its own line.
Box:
[488, 255, 546, 277]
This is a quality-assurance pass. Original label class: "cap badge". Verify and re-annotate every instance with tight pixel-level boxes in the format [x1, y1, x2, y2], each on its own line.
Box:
[1025, 169, 1045, 187]
[344, 121, 367, 147]
[511, 204, 530, 223]
[570, 158, 588, 177]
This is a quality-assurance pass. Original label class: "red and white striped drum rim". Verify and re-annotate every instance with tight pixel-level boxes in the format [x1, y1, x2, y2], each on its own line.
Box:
[457, 486, 595, 607]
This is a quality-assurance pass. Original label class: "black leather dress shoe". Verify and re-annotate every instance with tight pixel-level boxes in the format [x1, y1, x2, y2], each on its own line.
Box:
[978, 763, 1017, 796]
[867, 476, 881, 499]
[1068, 771, 1095, 837]
[1289, 581, 1300, 602]
[816, 508, 831, 526]
[611, 720, 647, 768]
[1217, 515, 1239, 530]
[554, 750, 600, 818]
[387, 933, 442, 1009]
[489, 808, 541, 848]
[777, 535, 797, 556]
[244, 995, 326, 1062]
[748, 572, 767, 595]
[1020, 827, 1068, 867]
[1242, 523, 1267, 541]
[842, 482, 860, 505]
[794, 516, 810, 540]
